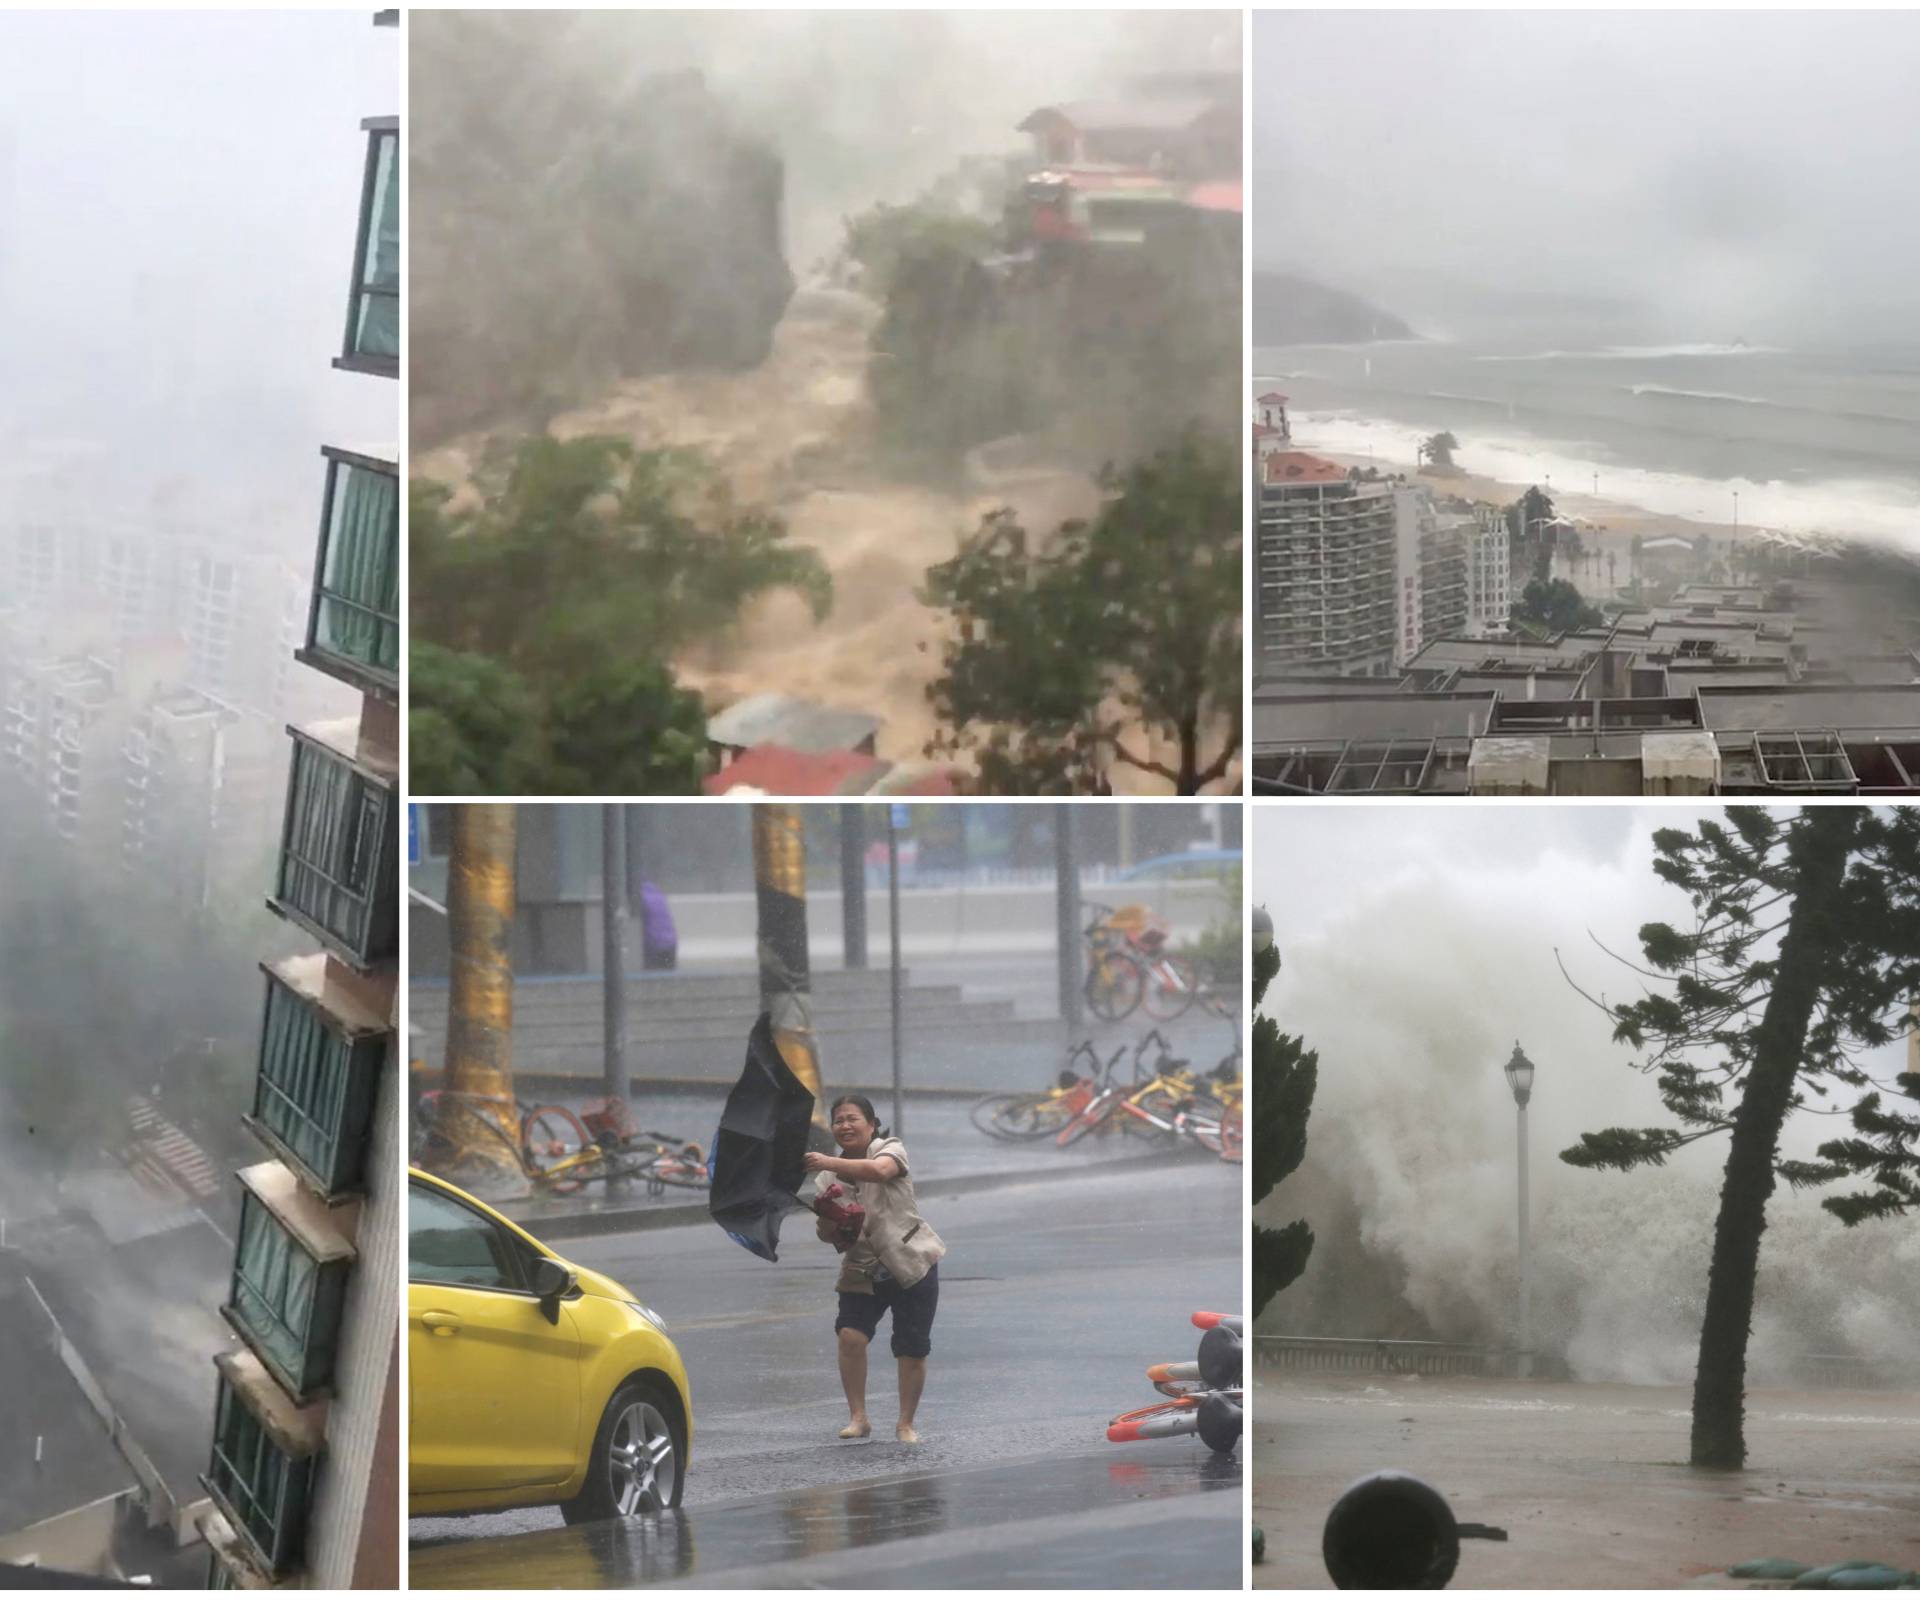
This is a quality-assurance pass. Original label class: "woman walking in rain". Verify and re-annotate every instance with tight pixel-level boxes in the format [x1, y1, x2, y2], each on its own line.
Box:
[802, 1094, 946, 1443]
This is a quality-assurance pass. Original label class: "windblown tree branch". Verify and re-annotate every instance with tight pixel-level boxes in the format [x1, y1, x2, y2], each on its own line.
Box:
[1251, 933, 1317, 1318]
[1558, 806, 1920, 1469]
[920, 433, 1241, 795]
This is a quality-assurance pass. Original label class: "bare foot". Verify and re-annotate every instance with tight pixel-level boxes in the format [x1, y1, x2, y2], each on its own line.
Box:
[838, 1418, 871, 1439]
[895, 1422, 921, 1444]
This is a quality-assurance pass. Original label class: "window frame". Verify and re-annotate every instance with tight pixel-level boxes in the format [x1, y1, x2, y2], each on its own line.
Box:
[302, 446, 399, 698]
[335, 118, 399, 377]
[407, 1179, 549, 1300]
[224, 1186, 352, 1405]
[270, 732, 399, 969]
[249, 966, 384, 1197]
[202, 1376, 316, 1578]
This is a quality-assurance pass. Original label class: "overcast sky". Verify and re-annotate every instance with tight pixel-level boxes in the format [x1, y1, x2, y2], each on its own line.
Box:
[0, 10, 394, 525]
[1253, 11, 1920, 344]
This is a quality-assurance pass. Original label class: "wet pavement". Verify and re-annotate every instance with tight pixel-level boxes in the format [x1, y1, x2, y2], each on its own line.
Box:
[411, 1161, 1242, 1587]
[1254, 1370, 1920, 1589]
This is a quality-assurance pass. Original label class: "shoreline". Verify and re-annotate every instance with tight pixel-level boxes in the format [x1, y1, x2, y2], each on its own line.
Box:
[1317, 448, 1749, 549]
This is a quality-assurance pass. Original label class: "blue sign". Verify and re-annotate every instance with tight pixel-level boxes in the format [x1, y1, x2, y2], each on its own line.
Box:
[891, 804, 911, 831]
[408, 804, 420, 866]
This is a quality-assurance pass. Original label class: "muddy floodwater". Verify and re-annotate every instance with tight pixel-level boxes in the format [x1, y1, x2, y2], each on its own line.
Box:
[1255, 1370, 1920, 1589]
[413, 284, 1226, 791]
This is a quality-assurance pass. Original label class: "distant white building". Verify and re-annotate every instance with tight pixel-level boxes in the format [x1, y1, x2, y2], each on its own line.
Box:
[1468, 504, 1512, 636]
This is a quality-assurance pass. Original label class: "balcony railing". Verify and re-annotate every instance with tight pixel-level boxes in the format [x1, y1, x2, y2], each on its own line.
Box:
[250, 965, 384, 1196]
[271, 733, 398, 967]
[203, 1372, 315, 1577]
[337, 119, 398, 376]
[304, 448, 398, 693]
[225, 1182, 352, 1403]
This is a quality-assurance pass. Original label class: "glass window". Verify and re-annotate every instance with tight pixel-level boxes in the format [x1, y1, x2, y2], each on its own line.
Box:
[228, 1191, 348, 1401]
[253, 973, 382, 1196]
[344, 127, 398, 366]
[276, 739, 397, 965]
[409, 1185, 525, 1291]
[311, 457, 399, 683]
[206, 1378, 312, 1576]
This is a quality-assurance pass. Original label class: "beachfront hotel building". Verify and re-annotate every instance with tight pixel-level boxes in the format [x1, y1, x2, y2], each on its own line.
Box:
[1467, 504, 1512, 636]
[198, 11, 400, 1587]
[1256, 449, 1398, 678]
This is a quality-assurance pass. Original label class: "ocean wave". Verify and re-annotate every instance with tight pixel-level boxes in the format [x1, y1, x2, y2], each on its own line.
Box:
[1630, 384, 1772, 405]
[1282, 406, 1920, 551]
[1478, 342, 1784, 363]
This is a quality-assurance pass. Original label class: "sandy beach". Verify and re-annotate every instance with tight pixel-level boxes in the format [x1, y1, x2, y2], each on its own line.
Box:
[1316, 448, 1763, 604]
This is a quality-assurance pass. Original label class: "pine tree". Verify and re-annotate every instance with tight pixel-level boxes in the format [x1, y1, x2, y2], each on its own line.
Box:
[1252, 928, 1317, 1319]
[1561, 806, 1920, 1468]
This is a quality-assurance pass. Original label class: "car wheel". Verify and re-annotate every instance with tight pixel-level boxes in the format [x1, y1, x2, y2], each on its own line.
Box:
[562, 1382, 683, 1524]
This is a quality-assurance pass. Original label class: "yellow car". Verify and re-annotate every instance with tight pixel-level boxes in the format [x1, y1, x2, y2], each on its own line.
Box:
[408, 1168, 692, 1522]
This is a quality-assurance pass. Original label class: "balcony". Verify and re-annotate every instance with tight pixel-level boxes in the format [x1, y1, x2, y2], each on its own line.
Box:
[223, 1163, 356, 1403]
[203, 1352, 323, 1578]
[270, 726, 398, 968]
[336, 118, 398, 377]
[301, 446, 399, 696]
[248, 954, 387, 1197]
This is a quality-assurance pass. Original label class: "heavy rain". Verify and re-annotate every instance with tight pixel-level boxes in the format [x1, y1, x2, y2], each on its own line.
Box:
[0, 11, 400, 1587]
[407, 802, 1244, 1588]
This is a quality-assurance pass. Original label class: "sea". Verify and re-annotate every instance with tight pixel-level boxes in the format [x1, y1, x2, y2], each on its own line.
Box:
[1252, 339, 1920, 551]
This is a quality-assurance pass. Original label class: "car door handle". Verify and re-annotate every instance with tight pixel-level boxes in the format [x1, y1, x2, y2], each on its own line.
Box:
[421, 1311, 462, 1336]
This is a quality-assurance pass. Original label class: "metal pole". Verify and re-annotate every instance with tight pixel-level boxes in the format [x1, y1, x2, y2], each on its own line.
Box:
[601, 804, 629, 1104]
[887, 808, 903, 1137]
[1055, 807, 1083, 1031]
[1517, 1099, 1532, 1378]
[840, 805, 868, 970]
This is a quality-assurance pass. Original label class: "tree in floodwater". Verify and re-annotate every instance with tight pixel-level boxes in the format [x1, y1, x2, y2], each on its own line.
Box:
[1251, 923, 1316, 1319]
[920, 433, 1241, 795]
[1561, 807, 1920, 1469]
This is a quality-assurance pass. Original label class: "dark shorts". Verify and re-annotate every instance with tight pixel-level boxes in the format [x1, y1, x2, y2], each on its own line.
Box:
[835, 1263, 940, 1359]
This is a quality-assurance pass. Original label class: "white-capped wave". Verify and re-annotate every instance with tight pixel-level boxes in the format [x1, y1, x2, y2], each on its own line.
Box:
[1629, 384, 1772, 405]
[1283, 406, 1920, 552]
[1477, 342, 1784, 363]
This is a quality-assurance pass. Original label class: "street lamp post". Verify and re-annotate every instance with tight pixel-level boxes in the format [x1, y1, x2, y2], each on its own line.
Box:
[1502, 1041, 1536, 1378]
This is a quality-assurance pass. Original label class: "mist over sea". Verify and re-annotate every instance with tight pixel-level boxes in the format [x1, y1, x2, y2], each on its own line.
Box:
[1254, 339, 1920, 551]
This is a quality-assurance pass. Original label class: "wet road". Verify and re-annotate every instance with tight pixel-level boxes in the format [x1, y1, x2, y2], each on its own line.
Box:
[1254, 1370, 1920, 1589]
[411, 1162, 1242, 1588]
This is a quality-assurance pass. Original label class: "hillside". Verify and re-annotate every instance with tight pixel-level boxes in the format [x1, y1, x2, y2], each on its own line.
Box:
[1252, 269, 1415, 345]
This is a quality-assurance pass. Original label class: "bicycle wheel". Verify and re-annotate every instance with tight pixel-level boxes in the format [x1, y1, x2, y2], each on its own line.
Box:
[1120, 1092, 1185, 1143]
[522, 1105, 592, 1182]
[984, 1091, 1078, 1141]
[1084, 954, 1143, 1022]
[1141, 953, 1200, 1021]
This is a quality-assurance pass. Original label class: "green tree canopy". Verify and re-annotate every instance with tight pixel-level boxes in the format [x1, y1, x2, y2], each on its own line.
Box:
[1252, 927, 1316, 1318]
[920, 432, 1241, 795]
[410, 434, 830, 793]
[1513, 576, 1604, 634]
[1419, 430, 1459, 469]
[1560, 806, 1920, 1468]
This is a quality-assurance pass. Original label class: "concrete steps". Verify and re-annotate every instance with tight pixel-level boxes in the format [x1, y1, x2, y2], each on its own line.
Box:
[409, 969, 1062, 1091]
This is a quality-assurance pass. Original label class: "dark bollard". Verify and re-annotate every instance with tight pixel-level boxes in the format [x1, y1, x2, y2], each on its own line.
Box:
[1322, 1471, 1507, 1590]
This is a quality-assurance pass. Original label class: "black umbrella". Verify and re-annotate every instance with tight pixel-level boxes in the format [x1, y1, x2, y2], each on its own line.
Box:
[710, 1013, 818, 1261]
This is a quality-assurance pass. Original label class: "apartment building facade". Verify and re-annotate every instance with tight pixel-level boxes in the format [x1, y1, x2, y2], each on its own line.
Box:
[1256, 450, 1397, 678]
[198, 14, 401, 1589]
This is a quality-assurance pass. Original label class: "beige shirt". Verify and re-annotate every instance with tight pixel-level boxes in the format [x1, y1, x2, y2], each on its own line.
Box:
[813, 1134, 946, 1292]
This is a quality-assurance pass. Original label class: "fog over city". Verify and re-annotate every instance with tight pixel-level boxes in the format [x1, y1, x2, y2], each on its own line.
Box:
[0, 10, 391, 513]
[1255, 10, 1920, 346]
